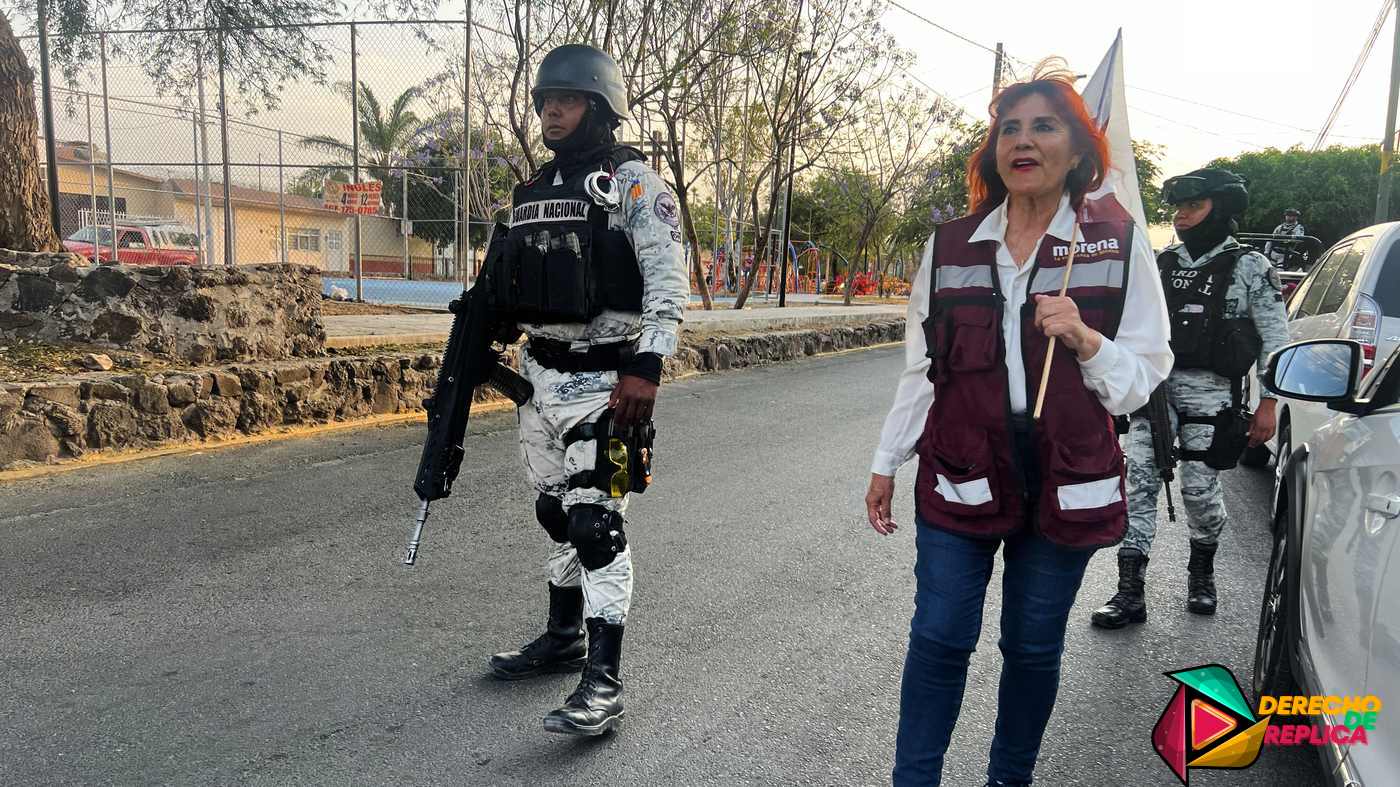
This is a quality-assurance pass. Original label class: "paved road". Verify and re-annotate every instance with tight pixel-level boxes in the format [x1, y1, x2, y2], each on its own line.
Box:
[1, 347, 1323, 786]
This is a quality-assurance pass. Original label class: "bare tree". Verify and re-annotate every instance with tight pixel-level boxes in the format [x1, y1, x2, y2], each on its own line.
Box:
[729, 0, 901, 309]
[825, 87, 950, 304]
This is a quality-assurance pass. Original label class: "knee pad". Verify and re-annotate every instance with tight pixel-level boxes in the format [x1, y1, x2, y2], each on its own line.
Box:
[536, 494, 569, 543]
[566, 504, 627, 570]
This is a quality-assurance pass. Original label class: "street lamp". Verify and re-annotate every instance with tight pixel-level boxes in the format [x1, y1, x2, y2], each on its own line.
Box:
[777, 50, 814, 308]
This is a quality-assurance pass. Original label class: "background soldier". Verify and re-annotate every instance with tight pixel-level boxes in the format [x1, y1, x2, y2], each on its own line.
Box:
[485, 44, 688, 735]
[1092, 168, 1289, 629]
[1264, 207, 1306, 267]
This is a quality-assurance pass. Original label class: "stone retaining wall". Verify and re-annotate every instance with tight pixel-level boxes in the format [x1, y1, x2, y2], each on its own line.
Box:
[0, 261, 324, 364]
[0, 320, 902, 470]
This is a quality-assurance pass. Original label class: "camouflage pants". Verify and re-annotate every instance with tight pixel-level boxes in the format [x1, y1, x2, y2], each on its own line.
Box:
[1120, 373, 1233, 557]
[518, 347, 633, 624]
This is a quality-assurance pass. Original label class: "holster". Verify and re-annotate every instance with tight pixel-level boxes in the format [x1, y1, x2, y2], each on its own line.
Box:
[564, 409, 655, 497]
[1202, 406, 1252, 471]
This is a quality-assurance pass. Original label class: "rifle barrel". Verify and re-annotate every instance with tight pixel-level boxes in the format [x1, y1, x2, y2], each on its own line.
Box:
[404, 498, 430, 565]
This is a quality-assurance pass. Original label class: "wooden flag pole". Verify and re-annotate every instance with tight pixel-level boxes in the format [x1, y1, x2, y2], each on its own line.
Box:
[1032, 222, 1080, 421]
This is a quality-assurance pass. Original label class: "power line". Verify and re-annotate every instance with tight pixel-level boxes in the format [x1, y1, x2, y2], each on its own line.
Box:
[885, 1, 1014, 61]
[1314, 0, 1394, 150]
[1128, 104, 1266, 151]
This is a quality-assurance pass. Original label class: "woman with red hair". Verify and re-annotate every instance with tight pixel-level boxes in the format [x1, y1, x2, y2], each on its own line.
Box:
[865, 62, 1172, 785]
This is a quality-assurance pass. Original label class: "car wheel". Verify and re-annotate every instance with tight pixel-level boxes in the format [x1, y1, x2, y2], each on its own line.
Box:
[1253, 502, 1298, 700]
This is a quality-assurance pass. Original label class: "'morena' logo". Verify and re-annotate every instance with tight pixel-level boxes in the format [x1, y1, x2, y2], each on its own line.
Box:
[1152, 664, 1270, 784]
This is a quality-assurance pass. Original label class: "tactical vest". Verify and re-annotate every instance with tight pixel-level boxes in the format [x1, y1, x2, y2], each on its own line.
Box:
[492, 147, 644, 324]
[914, 196, 1133, 549]
[1157, 246, 1261, 380]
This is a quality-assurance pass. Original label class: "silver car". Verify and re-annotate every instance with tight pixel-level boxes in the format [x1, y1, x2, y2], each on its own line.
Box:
[1254, 339, 1400, 786]
[1245, 222, 1400, 471]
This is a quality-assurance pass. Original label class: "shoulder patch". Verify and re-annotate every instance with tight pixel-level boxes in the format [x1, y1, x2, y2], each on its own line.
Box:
[654, 192, 680, 228]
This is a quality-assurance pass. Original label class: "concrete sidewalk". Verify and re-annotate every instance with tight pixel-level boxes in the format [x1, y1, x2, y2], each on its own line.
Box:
[323, 303, 906, 348]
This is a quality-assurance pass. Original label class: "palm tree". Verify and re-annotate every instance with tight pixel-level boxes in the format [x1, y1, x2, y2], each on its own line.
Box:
[294, 81, 427, 198]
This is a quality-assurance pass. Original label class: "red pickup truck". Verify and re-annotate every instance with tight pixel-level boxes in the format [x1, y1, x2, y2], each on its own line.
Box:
[64, 223, 202, 266]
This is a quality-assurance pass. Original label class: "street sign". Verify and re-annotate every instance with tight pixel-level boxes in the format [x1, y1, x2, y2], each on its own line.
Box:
[323, 180, 383, 215]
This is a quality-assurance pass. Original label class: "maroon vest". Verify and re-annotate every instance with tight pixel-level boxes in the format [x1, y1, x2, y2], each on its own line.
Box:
[914, 195, 1133, 549]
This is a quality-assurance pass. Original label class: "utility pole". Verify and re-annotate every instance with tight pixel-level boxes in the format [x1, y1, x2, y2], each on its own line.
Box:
[1378, 7, 1400, 223]
[993, 42, 1005, 93]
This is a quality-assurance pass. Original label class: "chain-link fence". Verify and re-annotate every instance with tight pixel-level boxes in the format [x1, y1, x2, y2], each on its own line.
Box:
[24, 20, 491, 310]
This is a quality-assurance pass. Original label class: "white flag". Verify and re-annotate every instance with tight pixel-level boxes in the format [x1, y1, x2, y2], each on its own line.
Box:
[1080, 30, 1148, 230]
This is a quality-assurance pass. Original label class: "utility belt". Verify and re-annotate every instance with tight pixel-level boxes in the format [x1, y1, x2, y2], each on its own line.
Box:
[527, 337, 636, 373]
[563, 409, 655, 497]
[1136, 375, 1252, 471]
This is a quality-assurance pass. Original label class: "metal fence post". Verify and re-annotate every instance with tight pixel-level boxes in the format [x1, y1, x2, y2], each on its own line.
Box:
[100, 34, 117, 263]
[217, 24, 234, 267]
[86, 92, 97, 229]
[196, 51, 215, 266]
[351, 21, 363, 301]
[191, 110, 202, 260]
[452, 170, 460, 279]
[278, 130, 287, 264]
[402, 168, 410, 279]
[38, 0, 63, 238]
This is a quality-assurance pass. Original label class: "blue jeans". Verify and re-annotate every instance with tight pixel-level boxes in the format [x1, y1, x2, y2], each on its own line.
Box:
[892, 521, 1093, 786]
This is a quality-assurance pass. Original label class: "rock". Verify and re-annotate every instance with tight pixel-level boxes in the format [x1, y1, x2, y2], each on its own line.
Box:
[47, 262, 83, 283]
[79, 353, 115, 371]
[136, 383, 172, 414]
[91, 311, 143, 343]
[17, 274, 62, 310]
[76, 266, 137, 301]
[26, 383, 82, 410]
[0, 311, 40, 331]
[83, 381, 130, 401]
[274, 365, 311, 386]
[237, 393, 283, 432]
[86, 403, 138, 449]
[166, 381, 199, 407]
[209, 371, 242, 397]
[0, 412, 60, 465]
[0, 387, 24, 422]
[182, 398, 240, 437]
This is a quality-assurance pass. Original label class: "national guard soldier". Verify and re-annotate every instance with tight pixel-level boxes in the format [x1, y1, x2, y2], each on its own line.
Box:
[1091, 168, 1289, 629]
[484, 43, 688, 735]
[1264, 207, 1306, 267]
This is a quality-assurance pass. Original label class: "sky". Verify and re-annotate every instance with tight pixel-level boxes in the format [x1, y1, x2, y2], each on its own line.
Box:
[22, 0, 1399, 202]
[881, 0, 1396, 180]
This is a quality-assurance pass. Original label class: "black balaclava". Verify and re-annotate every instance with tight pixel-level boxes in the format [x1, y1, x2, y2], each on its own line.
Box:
[1179, 203, 1237, 260]
[542, 101, 618, 178]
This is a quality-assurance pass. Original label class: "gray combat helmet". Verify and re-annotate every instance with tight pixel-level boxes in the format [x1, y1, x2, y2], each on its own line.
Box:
[532, 44, 630, 121]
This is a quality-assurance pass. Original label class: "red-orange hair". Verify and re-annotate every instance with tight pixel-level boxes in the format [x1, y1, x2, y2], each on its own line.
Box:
[966, 58, 1110, 213]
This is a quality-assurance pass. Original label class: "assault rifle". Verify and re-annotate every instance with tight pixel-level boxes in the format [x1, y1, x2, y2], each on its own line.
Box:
[1145, 385, 1178, 523]
[405, 229, 533, 565]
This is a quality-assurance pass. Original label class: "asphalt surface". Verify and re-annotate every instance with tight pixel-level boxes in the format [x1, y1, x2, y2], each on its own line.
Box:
[1, 347, 1325, 786]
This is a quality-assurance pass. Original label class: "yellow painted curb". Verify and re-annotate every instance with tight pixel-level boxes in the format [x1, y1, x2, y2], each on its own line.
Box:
[0, 341, 899, 483]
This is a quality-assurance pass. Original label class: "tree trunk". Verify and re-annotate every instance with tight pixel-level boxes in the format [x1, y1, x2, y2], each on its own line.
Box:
[0, 11, 61, 252]
[673, 183, 713, 310]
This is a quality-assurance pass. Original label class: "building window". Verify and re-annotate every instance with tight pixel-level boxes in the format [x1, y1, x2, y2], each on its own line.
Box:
[290, 227, 321, 252]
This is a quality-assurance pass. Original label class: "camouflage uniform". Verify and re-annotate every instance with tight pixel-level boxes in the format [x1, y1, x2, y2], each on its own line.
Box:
[516, 158, 688, 624]
[1120, 238, 1290, 555]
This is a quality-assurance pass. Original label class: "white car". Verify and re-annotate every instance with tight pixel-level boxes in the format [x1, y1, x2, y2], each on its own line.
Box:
[1254, 339, 1400, 786]
[1246, 222, 1400, 471]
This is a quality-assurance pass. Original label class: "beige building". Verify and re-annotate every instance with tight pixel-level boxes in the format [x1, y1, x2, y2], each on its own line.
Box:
[40, 139, 441, 276]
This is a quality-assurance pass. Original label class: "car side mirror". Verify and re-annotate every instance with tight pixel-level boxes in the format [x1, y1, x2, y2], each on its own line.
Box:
[1264, 339, 1363, 403]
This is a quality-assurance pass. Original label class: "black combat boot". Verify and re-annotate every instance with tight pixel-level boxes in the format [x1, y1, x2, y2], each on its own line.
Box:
[1187, 541, 1218, 615]
[542, 617, 625, 736]
[489, 584, 586, 680]
[1090, 549, 1149, 629]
